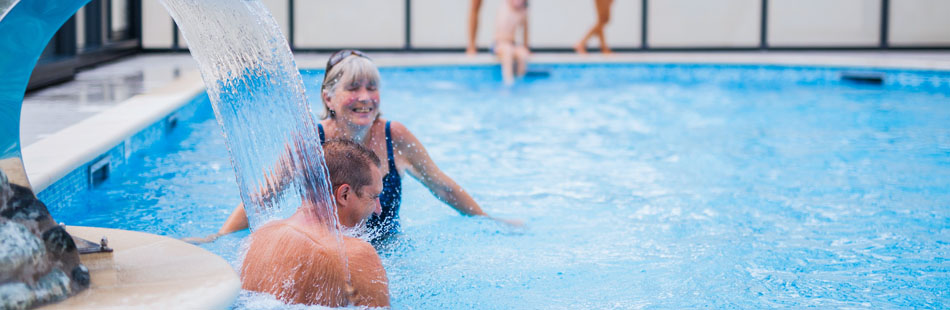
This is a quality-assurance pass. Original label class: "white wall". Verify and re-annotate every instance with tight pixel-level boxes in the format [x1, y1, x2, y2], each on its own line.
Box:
[76, 7, 86, 49]
[261, 0, 290, 43]
[294, 0, 406, 49]
[769, 0, 880, 47]
[409, 0, 470, 48]
[110, 0, 129, 33]
[137, 0, 950, 50]
[530, 0, 641, 49]
[648, 0, 760, 48]
[141, 0, 173, 49]
[889, 0, 950, 46]
[410, 0, 640, 49]
[408, 0, 506, 50]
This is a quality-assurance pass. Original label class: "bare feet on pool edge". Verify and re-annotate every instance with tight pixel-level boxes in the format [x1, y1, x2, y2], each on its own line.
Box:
[466, 45, 477, 57]
[573, 42, 588, 55]
[601, 47, 613, 55]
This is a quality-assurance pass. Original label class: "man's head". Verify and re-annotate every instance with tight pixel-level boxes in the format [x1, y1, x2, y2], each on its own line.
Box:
[323, 139, 383, 228]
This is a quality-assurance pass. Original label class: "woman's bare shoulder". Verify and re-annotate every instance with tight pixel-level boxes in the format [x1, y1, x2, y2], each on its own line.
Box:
[385, 120, 421, 146]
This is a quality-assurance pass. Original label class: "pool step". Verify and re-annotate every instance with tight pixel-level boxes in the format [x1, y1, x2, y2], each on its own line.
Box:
[87, 156, 110, 189]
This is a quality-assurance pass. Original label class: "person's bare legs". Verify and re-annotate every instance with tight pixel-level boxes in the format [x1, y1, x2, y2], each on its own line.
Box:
[595, 0, 613, 54]
[575, 27, 596, 54]
[514, 45, 529, 78]
[575, 0, 613, 54]
[495, 42, 515, 85]
[467, 0, 483, 56]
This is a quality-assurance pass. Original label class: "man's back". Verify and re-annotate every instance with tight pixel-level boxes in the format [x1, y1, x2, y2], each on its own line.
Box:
[240, 215, 389, 307]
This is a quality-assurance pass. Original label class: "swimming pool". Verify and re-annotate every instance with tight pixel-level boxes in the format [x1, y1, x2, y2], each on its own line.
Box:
[48, 63, 950, 308]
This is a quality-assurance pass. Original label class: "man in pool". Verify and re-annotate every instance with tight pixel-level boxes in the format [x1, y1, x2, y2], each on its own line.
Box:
[240, 139, 389, 307]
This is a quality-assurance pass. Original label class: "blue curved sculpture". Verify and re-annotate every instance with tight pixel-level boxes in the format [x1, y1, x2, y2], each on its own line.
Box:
[0, 0, 89, 189]
[0, 1, 92, 309]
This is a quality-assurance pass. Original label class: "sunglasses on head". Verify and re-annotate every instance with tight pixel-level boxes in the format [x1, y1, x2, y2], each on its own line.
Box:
[325, 49, 370, 75]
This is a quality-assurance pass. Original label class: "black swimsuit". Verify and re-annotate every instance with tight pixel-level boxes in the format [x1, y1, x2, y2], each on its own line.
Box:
[318, 121, 402, 240]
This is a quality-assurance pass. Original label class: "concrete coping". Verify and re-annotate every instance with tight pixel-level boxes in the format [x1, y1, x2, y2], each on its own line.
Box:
[22, 71, 205, 193]
[36, 226, 241, 310]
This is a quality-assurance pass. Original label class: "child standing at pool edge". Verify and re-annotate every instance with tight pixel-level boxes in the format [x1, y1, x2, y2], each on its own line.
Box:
[494, 0, 530, 85]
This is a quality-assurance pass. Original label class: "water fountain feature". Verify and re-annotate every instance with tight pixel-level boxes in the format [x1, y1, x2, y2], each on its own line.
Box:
[158, 0, 340, 235]
[160, 0, 353, 304]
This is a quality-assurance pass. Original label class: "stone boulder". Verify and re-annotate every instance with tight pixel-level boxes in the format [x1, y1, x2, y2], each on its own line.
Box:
[0, 170, 88, 309]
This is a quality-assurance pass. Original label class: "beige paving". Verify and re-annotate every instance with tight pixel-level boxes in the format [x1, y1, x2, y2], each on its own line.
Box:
[36, 226, 241, 310]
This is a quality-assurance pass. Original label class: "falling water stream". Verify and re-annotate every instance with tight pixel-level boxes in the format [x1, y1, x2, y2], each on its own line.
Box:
[158, 0, 350, 302]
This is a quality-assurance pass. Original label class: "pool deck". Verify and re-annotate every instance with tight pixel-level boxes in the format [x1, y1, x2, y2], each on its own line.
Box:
[19, 51, 950, 189]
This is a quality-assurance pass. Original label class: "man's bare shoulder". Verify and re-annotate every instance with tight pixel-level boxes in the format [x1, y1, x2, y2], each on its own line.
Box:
[341, 237, 385, 276]
[341, 236, 376, 256]
[248, 220, 339, 258]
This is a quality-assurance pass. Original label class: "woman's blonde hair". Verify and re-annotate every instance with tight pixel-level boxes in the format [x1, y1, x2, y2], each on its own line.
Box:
[319, 55, 382, 119]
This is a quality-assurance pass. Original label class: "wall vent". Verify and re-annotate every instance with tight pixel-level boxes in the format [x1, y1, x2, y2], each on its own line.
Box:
[165, 113, 180, 133]
[88, 155, 111, 189]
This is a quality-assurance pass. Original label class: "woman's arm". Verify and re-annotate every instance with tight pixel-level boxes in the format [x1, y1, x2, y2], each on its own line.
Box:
[219, 203, 249, 235]
[181, 203, 248, 244]
[391, 122, 522, 226]
[391, 122, 485, 216]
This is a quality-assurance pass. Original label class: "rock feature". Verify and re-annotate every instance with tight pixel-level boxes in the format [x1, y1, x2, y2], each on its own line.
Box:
[0, 171, 88, 309]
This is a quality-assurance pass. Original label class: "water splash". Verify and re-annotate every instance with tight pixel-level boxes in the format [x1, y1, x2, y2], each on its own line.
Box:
[158, 0, 350, 304]
[159, 0, 334, 230]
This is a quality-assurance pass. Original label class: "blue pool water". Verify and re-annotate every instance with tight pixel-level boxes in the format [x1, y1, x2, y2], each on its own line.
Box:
[51, 64, 950, 308]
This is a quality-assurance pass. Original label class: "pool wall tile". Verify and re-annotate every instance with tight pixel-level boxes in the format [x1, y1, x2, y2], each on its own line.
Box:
[36, 94, 208, 207]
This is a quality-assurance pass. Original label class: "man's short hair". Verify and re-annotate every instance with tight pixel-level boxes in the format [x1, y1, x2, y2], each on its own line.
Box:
[323, 139, 381, 197]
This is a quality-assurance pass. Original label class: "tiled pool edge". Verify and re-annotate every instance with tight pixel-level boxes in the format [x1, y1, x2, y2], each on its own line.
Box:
[26, 70, 206, 206]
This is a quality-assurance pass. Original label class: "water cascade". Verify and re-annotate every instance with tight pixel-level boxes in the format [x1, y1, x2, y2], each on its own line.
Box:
[158, 0, 350, 303]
